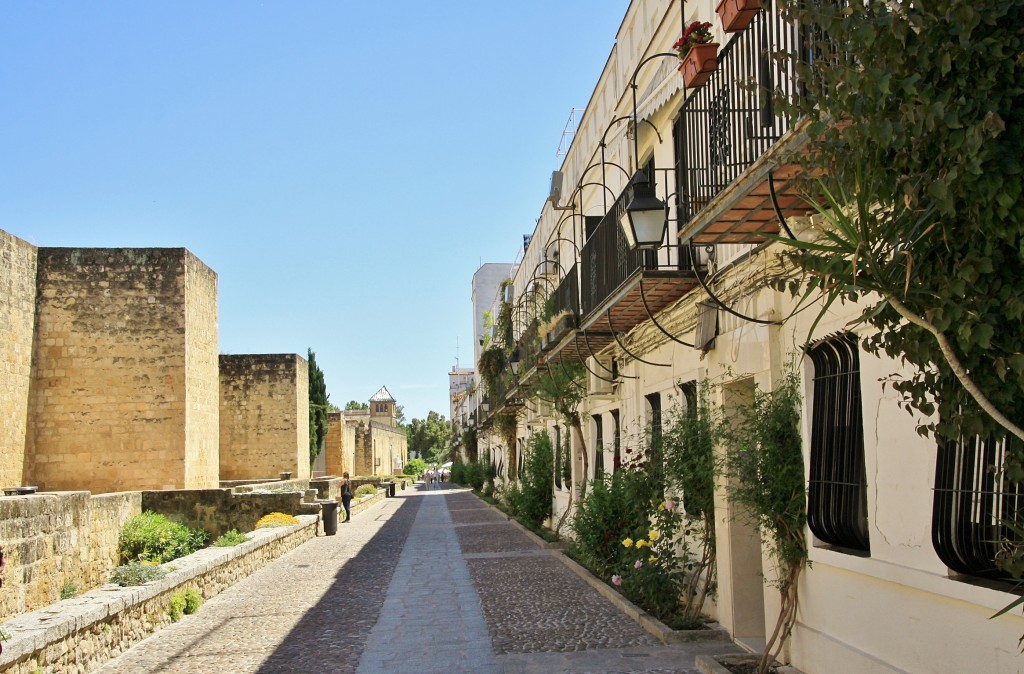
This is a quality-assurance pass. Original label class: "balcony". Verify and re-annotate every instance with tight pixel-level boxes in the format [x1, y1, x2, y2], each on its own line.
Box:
[676, 0, 829, 244]
[543, 170, 706, 365]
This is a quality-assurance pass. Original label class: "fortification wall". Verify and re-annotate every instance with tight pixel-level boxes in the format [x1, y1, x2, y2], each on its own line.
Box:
[183, 255, 219, 488]
[0, 491, 141, 621]
[324, 411, 346, 476]
[219, 354, 311, 480]
[0, 231, 37, 489]
[25, 248, 217, 493]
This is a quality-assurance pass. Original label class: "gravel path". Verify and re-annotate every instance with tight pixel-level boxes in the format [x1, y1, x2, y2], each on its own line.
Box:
[90, 484, 737, 673]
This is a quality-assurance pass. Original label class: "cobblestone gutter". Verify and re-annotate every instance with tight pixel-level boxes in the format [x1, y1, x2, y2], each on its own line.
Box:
[0, 515, 318, 674]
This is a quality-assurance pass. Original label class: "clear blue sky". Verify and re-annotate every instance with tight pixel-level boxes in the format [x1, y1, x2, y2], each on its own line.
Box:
[0, 1, 629, 422]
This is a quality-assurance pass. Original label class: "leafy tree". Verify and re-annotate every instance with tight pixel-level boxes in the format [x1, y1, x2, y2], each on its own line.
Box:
[344, 400, 369, 411]
[774, 0, 1024, 447]
[307, 349, 330, 467]
[406, 411, 450, 465]
[505, 430, 555, 528]
[394, 404, 407, 427]
[527, 359, 588, 534]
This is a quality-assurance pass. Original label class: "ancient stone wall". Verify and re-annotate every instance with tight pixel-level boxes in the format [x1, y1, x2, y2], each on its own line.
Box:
[219, 354, 311, 481]
[0, 231, 37, 489]
[142, 488, 316, 539]
[183, 255, 219, 488]
[372, 421, 408, 475]
[324, 411, 345, 476]
[0, 516, 317, 674]
[24, 248, 218, 493]
[354, 422, 373, 476]
[0, 491, 141, 621]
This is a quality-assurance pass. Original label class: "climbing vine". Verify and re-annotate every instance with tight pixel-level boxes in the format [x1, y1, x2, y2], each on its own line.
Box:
[717, 371, 806, 674]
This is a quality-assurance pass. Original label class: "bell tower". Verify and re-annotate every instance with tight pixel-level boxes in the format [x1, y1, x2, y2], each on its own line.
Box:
[369, 385, 396, 427]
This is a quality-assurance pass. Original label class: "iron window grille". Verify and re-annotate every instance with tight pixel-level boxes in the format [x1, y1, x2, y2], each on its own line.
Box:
[933, 433, 1024, 581]
[807, 333, 871, 553]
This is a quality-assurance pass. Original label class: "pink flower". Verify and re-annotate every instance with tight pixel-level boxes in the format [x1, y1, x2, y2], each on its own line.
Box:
[611, 574, 622, 586]
[664, 499, 677, 512]
[634, 559, 643, 569]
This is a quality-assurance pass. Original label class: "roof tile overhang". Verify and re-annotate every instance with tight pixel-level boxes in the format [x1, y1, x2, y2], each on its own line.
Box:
[543, 268, 699, 363]
[677, 120, 817, 245]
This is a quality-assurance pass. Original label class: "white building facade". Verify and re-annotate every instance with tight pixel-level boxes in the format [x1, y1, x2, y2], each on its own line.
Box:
[473, 1, 1024, 672]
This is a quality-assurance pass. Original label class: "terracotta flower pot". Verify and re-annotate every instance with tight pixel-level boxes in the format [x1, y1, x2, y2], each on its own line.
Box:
[716, 0, 761, 33]
[678, 43, 720, 89]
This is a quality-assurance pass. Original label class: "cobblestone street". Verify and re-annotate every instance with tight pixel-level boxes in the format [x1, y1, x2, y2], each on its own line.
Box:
[92, 485, 738, 674]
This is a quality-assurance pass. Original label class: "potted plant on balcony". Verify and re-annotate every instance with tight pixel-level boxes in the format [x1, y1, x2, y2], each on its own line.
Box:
[673, 21, 719, 88]
[716, 0, 760, 33]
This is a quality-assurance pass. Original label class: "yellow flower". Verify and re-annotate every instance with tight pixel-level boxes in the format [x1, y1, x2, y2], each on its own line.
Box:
[658, 503, 666, 511]
[649, 555, 657, 563]
[635, 539, 648, 549]
[622, 537, 634, 548]
[648, 530, 661, 541]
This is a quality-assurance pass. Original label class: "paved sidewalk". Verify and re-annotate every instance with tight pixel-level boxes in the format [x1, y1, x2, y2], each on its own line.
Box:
[92, 484, 737, 674]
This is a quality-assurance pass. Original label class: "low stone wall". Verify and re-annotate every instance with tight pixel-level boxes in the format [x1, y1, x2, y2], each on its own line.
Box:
[0, 491, 141, 622]
[142, 488, 318, 539]
[0, 516, 318, 674]
[0, 486, 324, 623]
[309, 476, 344, 502]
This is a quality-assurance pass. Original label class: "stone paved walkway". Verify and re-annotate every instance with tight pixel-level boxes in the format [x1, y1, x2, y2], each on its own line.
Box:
[92, 484, 737, 674]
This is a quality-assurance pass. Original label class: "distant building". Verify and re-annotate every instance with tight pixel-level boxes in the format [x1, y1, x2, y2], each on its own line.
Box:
[323, 386, 407, 477]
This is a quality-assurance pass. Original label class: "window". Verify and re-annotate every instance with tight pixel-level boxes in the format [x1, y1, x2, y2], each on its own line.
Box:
[807, 333, 870, 553]
[611, 409, 621, 472]
[646, 392, 663, 487]
[554, 425, 562, 489]
[593, 414, 605, 476]
[933, 434, 1024, 580]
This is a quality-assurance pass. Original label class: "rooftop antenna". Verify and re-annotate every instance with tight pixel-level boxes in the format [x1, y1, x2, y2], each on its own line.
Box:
[557, 108, 583, 158]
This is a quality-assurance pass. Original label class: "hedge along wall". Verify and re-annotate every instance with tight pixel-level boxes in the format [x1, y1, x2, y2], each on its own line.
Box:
[0, 491, 141, 622]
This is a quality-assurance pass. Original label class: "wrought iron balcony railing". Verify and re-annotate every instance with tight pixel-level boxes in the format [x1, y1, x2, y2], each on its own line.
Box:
[580, 167, 701, 320]
[552, 264, 580, 322]
[676, 0, 834, 234]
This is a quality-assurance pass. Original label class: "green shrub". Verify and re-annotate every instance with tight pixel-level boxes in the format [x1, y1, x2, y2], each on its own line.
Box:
[110, 561, 168, 587]
[118, 511, 209, 564]
[465, 461, 487, 491]
[569, 463, 657, 579]
[183, 588, 203, 614]
[60, 581, 79, 600]
[354, 484, 378, 498]
[450, 458, 466, 485]
[505, 431, 554, 528]
[404, 458, 428, 476]
[168, 591, 186, 622]
[213, 529, 250, 547]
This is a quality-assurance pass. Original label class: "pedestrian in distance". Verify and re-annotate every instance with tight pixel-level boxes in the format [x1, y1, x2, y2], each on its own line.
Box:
[341, 472, 353, 523]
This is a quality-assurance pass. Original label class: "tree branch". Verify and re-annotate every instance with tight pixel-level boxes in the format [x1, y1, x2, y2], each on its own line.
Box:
[886, 294, 1024, 442]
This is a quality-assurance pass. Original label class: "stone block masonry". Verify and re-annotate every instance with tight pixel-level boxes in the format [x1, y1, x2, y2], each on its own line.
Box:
[0, 515, 317, 674]
[23, 247, 219, 493]
[0, 231, 37, 489]
[0, 491, 141, 622]
[219, 354, 311, 481]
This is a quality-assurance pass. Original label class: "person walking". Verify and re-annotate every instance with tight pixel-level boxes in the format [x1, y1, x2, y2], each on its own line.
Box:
[340, 472, 353, 523]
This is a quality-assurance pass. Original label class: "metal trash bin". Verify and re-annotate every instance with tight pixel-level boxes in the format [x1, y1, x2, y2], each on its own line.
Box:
[320, 499, 339, 536]
[383, 481, 396, 498]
